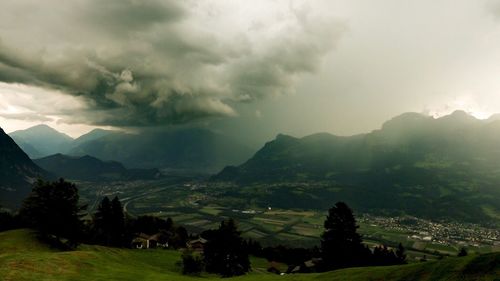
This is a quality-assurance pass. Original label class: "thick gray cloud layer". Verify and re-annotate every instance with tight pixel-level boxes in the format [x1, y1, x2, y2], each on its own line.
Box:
[0, 0, 343, 127]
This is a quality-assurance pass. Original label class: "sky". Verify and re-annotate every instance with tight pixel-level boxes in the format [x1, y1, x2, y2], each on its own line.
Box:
[1, 0, 500, 141]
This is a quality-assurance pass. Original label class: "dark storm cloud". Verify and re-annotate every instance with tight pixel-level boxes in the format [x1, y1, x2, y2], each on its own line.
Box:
[0, 0, 343, 127]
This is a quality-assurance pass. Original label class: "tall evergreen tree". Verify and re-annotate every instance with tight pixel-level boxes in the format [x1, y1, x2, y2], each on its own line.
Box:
[396, 243, 407, 264]
[458, 247, 468, 257]
[109, 196, 125, 247]
[19, 179, 85, 247]
[92, 196, 112, 245]
[204, 219, 250, 277]
[92, 196, 125, 247]
[320, 202, 369, 270]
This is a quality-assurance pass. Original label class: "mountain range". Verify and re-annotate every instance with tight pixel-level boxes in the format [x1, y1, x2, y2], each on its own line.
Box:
[4, 111, 500, 223]
[9, 124, 74, 158]
[10, 126, 254, 173]
[214, 111, 500, 223]
[0, 127, 51, 209]
[34, 154, 161, 182]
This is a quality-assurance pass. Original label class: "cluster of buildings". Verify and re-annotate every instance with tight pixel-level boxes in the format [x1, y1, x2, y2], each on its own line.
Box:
[359, 214, 500, 248]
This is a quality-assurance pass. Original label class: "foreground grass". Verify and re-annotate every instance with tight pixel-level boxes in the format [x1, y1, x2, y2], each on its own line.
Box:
[0, 229, 499, 281]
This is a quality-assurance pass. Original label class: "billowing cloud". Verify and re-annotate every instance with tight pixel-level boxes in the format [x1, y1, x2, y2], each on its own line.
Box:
[0, 0, 344, 127]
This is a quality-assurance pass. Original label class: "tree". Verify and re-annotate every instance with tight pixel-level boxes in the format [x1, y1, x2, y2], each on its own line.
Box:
[458, 247, 468, 257]
[320, 202, 370, 270]
[203, 219, 250, 277]
[372, 245, 398, 266]
[93, 196, 112, 245]
[395, 243, 407, 264]
[171, 226, 188, 249]
[0, 208, 17, 232]
[92, 196, 125, 247]
[109, 196, 125, 246]
[181, 250, 204, 275]
[19, 179, 85, 247]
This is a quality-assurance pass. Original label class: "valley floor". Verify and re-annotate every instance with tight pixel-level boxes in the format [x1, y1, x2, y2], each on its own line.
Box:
[77, 180, 500, 257]
[1, 229, 499, 281]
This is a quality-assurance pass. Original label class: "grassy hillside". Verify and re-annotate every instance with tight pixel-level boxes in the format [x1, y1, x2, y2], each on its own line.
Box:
[1, 229, 499, 281]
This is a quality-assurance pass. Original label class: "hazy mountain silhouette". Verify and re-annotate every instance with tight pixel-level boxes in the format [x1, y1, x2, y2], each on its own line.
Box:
[9, 124, 74, 158]
[34, 154, 161, 182]
[69, 128, 254, 173]
[70, 129, 113, 149]
[10, 125, 253, 173]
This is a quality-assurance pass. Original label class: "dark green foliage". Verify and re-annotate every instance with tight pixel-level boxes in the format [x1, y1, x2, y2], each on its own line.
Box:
[458, 247, 468, 257]
[171, 226, 188, 249]
[0, 210, 18, 231]
[203, 219, 250, 277]
[395, 243, 407, 264]
[320, 202, 371, 270]
[127, 215, 169, 235]
[372, 245, 399, 266]
[19, 179, 85, 247]
[242, 239, 263, 257]
[181, 250, 204, 275]
[92, 196, 125, 247]
[262, 245, 317, 266]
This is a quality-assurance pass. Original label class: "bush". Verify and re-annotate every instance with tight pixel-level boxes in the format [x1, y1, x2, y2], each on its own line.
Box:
[182, 250, 204, 275]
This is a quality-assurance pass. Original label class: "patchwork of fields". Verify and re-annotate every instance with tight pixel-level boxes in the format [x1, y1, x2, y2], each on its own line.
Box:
[78, 179, 500, 261]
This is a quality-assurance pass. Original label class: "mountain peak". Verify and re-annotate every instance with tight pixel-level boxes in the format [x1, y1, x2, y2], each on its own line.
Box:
[436, 110, 479, 123]
[448, 110, 473, 119]
[11, 124, 73, 140]
[381, 112, 430, 131]
[9, 124, 74, 158]
[275, 133, 296, 140]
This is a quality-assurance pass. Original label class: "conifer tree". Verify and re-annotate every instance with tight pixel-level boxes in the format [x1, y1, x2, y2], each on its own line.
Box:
[20, 179, 85, 247]
[109, 196, 125, 246]
[204, 219, 250, 277]
[320, 202, 369, 270]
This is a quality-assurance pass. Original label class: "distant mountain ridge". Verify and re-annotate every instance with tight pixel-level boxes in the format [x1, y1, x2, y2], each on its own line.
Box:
[10, 124, 74, 157]
[67, 127, 254, 173]
[10, 125, 254, 173]
[213, 111, 500, 223]
[0, 127, 51, 209]
[70, 129, 113, 149]
[34, 154, 161, 182]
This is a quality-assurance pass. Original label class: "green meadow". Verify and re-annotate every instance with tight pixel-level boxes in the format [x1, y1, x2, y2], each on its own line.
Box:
[1, 229, 499, 281]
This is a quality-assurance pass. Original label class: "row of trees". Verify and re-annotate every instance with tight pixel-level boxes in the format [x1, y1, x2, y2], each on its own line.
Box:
[12, 179, 188, 249]
[90, 196, 188, 249]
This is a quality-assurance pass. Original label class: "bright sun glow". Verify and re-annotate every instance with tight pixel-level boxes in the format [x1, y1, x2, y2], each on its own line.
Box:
[427, 96, 493, 120]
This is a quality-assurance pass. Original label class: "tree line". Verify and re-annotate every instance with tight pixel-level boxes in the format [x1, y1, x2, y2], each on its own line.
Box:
[0, 179, 468, 277]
